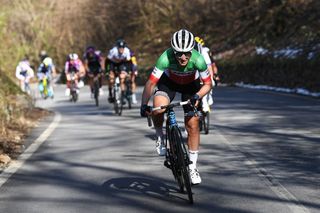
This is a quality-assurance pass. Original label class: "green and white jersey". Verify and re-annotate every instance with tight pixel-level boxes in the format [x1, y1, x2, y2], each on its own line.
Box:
[149, 48, 211, 85]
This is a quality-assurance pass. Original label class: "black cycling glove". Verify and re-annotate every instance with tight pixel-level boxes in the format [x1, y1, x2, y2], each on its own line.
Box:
[190, 94, 200, 106]
[140, 104, 151, 117]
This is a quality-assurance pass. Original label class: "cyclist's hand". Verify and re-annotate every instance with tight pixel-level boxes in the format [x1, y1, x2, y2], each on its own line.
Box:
[190, 94, 200, 106]
[140, 104, 151, 117]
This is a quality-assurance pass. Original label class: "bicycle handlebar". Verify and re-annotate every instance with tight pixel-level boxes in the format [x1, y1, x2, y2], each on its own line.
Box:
[151, 101, 190, 111]
[147, 101, 191, 127]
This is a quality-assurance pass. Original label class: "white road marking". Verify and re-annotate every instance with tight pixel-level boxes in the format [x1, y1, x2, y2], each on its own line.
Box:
[215, 129, 311, 213]
[0, 112, 61, 188]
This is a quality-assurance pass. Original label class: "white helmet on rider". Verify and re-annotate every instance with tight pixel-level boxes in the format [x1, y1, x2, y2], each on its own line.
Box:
[171, 29, 195, 52]
[69, 53, 78, 60]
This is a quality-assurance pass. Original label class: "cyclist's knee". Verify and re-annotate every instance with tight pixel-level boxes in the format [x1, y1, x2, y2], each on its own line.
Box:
[185, 116, 199, 130]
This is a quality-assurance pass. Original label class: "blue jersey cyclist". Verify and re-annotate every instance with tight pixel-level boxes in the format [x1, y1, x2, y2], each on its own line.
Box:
[140, 29, 212, 185]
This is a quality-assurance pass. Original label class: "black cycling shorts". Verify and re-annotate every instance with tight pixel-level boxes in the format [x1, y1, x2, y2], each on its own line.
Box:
[155, 74, 201, 114]
[109, 61, 130, 73]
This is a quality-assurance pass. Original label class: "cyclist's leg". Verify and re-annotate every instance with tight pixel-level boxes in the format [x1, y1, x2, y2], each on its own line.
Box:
[19, 79, 25, 92]
[181, 80, 202, 184]
[87, 72, 94, 94]
[119, 71, 127, 92]
[108, 62, 115, 100]
[131, 70, 138, 103]
[118, 63, 128, 92]
[46, 74, 54, 97]
[65, 73, 71, 96]
[153, 75, 176, 155]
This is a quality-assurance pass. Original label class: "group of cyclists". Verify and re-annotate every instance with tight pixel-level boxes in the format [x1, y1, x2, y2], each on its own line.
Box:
[16, 39, 139, 104]
[16, 51, 57, 98]
[16, 29, 219, 186]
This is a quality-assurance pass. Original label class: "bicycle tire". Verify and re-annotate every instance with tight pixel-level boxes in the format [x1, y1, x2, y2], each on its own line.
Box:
[118, 91, 123, 116]
[94, 80, 99, 106]
[113, 87, 119, 114]
[171, 126, 193, 204]
[127, 93, 132, 109]
[168, 126, 184, 192]
[126, 79, 132, 109]
[71, 91, 78, 102]
[204, 112, 209, 134]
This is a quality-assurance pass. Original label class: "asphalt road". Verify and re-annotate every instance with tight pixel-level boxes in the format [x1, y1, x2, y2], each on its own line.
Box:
[0, 84, 319, 213]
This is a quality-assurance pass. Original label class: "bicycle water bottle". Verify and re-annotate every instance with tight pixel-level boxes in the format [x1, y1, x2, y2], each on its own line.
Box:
[168, 109, 178, 126]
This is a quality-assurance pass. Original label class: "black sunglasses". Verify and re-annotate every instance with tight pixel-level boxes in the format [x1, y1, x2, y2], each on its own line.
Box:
[174, 51, 192, 58]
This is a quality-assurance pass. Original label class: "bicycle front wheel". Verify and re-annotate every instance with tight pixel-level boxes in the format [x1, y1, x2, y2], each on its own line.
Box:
[94, 81, 99, 106]
[171, 126, 193, 204]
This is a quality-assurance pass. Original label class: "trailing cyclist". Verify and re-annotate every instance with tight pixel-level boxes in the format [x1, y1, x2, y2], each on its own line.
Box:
[83, 46, 104, 97]
[15, 56, 34, 94]
[194, 36, 217, 112]
[37, 50, 56, 98]
[140, 29, 212, 185]
[64, 53, 86, 96]
[106, 39, 131, 103]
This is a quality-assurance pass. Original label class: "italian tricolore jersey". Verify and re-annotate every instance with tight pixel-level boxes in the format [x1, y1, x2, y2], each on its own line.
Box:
[149, 48, 211, 85]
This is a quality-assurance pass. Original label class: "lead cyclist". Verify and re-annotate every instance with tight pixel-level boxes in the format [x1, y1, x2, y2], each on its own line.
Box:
[140, 29, 212, 185]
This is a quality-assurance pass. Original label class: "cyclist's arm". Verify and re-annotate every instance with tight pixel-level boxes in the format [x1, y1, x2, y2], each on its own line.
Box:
[51, 65, 57, 78]
[141, 79, 157, 105]
[195, 57, 212, 98]
[64, 62, 69, 74]
[27, 67, 34, 78]
[83, 59, 90, 72]
[15, 66, 22, 80]
[79, 60, 86, 77]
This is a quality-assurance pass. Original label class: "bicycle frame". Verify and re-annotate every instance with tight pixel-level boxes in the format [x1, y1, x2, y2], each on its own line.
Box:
[113, 72, 123, 115]
[149, 101, 194, 204]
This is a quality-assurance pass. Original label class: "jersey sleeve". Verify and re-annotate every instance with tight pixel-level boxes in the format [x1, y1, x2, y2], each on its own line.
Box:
[201, 49, 212, 66]
[196, 54, 211, 83]
[107, 48, 114, 60]
[149, 50, 169, 83]
[64, 62, 69, 73]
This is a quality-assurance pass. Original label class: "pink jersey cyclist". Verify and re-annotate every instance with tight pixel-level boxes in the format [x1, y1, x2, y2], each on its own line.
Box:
[64, 53, 85, 95]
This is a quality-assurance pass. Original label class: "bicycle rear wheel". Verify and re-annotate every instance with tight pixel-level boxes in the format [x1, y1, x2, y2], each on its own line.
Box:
[171, 126, 193, 204]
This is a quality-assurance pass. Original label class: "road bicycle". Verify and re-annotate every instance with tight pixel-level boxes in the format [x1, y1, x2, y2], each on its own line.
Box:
[92, 73, 101, 106]
[124, 72, 133, 110]
[23, 80, 31, 95]
[69, 71, 78, 102]
[112, 72, 123, 115]
[148, 101, 194, 204]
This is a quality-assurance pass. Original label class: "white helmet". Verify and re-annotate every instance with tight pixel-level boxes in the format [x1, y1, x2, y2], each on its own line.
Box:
[171, 29, 195, 52]
[69, 53, 78, 60]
